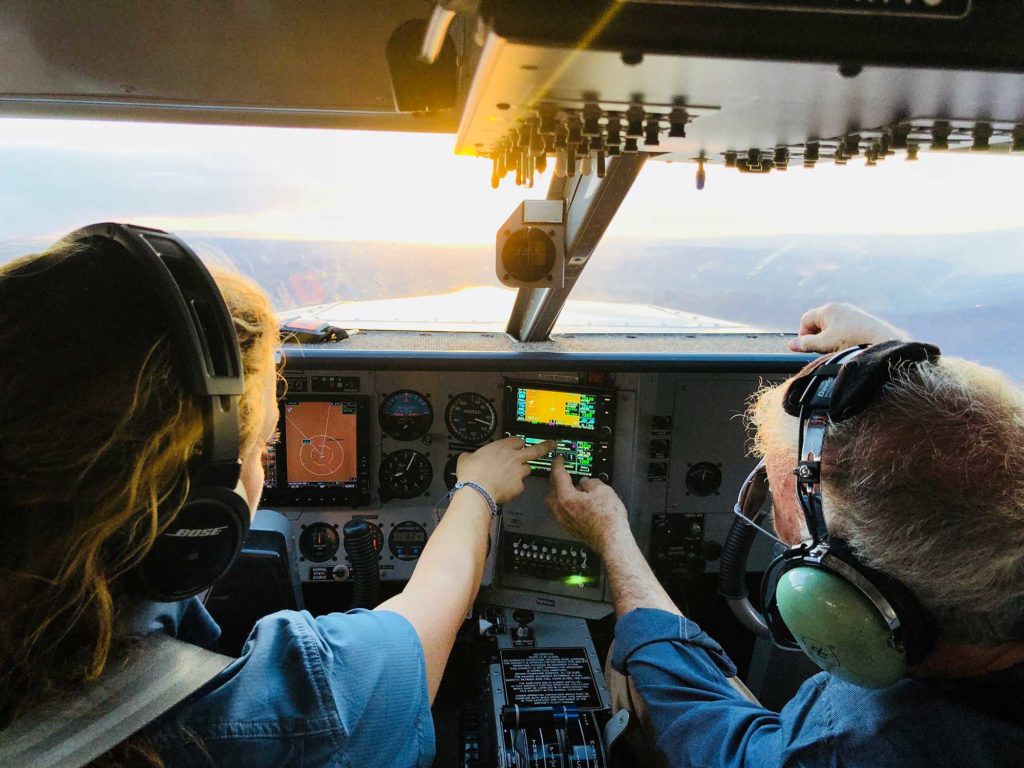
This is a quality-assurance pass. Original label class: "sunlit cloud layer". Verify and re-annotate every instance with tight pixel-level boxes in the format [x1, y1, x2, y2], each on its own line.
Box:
[1, 117, 1022, 244]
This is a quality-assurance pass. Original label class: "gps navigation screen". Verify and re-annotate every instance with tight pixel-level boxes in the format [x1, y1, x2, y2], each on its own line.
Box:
[521, 436, 596, 478]
[284, 399, 360, 488]
[515, 387, 597, 431]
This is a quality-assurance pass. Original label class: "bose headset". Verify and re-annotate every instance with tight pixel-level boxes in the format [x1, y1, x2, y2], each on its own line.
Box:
[67, 223, 251, 602]
[720, 341, 941, 689]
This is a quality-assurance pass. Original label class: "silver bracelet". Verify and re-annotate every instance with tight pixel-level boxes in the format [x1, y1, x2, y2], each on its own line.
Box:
[434, 481, 500, 521]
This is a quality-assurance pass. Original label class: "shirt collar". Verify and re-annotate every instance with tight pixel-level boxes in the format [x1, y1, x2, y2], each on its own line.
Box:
[122, 596, 222, 650]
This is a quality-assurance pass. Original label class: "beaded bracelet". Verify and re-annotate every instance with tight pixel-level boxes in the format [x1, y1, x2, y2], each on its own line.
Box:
[434, 480, 500, 521]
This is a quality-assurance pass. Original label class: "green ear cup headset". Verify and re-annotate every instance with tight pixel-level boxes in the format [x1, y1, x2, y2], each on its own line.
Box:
[767, 342, 943, 688]
[722, 341, 941, 689]
[65, 223, 250, 601]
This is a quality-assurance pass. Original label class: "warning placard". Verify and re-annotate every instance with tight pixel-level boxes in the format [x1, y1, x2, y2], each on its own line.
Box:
[500, 648, 602, 709]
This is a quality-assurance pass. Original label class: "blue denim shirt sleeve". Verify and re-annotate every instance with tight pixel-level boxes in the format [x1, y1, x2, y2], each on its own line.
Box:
[612, 608, 795, 768]
[156, 605, 434, 768]
[610, 608, 1024, 768]
[311, 609, 435, 765]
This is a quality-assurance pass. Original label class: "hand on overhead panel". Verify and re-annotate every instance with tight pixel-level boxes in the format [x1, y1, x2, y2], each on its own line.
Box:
[788, 302, 909, 353]
[546, 455, 631, 554]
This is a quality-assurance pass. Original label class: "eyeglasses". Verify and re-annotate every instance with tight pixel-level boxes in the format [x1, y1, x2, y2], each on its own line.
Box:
[731, 459, 785, 546]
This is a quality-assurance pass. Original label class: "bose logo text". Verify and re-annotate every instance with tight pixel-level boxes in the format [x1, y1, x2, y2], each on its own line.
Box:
[166, 526, 229, 538]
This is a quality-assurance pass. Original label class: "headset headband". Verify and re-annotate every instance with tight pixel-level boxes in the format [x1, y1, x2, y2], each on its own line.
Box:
[67, 223, 245, 486]
[785, 341, 941, 546]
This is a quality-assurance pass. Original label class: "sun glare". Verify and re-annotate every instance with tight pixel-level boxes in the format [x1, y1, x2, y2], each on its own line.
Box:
[0, 118, 551, 245]
[1, 117, 1022, 245]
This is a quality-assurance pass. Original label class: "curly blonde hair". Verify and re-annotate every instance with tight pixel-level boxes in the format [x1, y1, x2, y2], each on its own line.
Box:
[748, 357, 1024, 645]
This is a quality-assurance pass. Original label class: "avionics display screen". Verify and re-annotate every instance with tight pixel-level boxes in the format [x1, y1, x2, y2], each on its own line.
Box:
[284, 399, 360, 488]
[515, 387, 597, 431]
[521, 436, 596, 478]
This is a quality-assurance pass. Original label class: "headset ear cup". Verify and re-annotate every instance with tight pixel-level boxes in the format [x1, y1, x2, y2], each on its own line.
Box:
[759, 553, 799, 649]
[137, 481, 250, 601]
[776, 566, 906, 689]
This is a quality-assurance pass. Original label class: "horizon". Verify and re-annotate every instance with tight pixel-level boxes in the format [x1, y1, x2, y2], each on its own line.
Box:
[6, 222, 1024, 249]
[4, 118, 1024, 245]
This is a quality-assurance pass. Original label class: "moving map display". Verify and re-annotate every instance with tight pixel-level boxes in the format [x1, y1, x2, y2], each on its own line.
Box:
[515, 387, 597, 431]
[284, 399, 360, 488]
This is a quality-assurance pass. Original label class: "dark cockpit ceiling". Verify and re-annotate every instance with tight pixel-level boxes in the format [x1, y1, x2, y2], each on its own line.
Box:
[3, 1, 1023, 166]
[0, 1, 465, 132]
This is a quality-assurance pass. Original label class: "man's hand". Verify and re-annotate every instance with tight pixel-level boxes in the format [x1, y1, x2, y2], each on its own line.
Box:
[547, 455, 630, 553]
[457, 436, 554, 505]
[788, 302, 908, 353]
[547, 456, 681, 618]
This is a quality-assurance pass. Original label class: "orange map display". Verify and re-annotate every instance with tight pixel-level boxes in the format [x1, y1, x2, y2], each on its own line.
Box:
[284, 401, 358, 485]
[521, 389, 582, 429]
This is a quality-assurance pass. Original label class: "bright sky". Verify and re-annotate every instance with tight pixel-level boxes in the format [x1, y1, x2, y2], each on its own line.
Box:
[1, 117, 1022, 244]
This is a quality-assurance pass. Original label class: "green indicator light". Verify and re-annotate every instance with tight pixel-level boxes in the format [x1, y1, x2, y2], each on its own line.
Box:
[564, 574, 594, 587]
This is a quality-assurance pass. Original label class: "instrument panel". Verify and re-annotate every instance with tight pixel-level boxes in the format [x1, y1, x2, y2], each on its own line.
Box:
[259, 365, 785, 617]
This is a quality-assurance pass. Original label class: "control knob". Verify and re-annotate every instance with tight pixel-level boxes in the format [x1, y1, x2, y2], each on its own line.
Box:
[650, 439, 670, 458]
[512, 609, 535, 643]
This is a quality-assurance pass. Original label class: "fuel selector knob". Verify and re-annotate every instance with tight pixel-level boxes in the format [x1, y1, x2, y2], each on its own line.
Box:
[331, 563, 351, 581]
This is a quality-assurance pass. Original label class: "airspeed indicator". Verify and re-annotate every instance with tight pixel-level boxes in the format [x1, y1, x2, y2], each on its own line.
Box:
[445, 392, 497, 444]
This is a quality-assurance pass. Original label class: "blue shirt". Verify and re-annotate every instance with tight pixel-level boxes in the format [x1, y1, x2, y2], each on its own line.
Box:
[612, 608, 1024, 768]
[136, 599, 435, 768]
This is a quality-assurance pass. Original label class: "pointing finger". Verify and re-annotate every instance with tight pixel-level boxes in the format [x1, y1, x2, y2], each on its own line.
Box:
[521, 439, 557, 462]
[549, 455, 575, 498]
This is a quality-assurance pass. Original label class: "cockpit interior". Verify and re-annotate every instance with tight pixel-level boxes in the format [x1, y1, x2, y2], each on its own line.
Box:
[2, 2, 1022, 767]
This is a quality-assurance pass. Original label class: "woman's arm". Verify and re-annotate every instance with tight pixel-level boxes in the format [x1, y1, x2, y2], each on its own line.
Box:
[377, 436, 553, 701]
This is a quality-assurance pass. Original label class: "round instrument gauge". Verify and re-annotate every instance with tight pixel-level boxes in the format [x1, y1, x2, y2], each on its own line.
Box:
[388, 521, 428, 561]
[685, 462, 723, 496]
[380, 390, 433, 441]
[299, 522, 339, 562]
[379, 449, 433, 500]
[445, 392, 497, 444]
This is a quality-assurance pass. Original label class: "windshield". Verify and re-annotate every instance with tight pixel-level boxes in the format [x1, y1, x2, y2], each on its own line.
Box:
[557, 156, 1024, 378]
[2, 118, 1021, 378]
[0, 119, 534, 317]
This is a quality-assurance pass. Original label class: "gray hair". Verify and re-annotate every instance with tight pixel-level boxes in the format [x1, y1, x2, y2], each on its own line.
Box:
[753, 357, 1024, 645]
